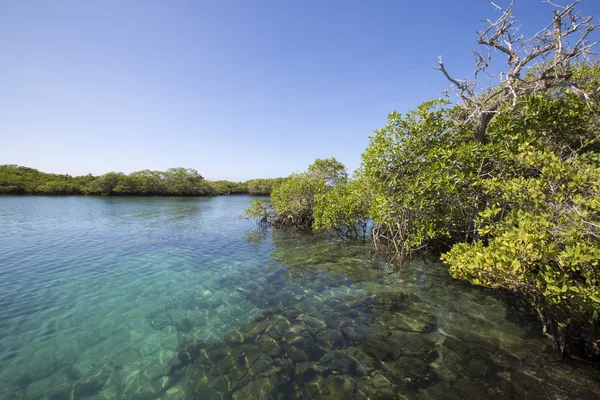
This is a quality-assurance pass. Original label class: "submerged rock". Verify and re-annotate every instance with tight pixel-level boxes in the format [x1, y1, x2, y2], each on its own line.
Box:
[224, 329, 246, 345]
[318, 351, 357, 374]
[148, 311, 172, 330]
[241, 318, 269, 336]
[384, 356, 438, 390]
[258, 337, 281, 357]
[362, 371, 397, 400]
[174, 318, 193, 332]
[74, 366, 113, 398]
[463, 355, 497, 379]
[317, 329, 345, 350]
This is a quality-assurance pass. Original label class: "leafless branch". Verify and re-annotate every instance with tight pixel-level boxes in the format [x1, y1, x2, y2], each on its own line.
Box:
[437, 0, 599, 143]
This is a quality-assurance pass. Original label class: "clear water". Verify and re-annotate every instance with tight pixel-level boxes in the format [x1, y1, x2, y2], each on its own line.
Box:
[0, 196, 598, 400]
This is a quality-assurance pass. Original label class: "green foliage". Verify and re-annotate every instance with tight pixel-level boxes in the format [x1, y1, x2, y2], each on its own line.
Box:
[270, 158, 347, 229]
[360, 99, 484, 262]
[245, 177, 288, 196]
[242, 200, 271, 224]
[271, 173, 328, 229]
[209, 180, 246, 195]
[313, 177, 371, 237]
[0, 165, 87, 195]
[345, 62, 600, 357]
[442, 148, 600, 353]
[307, 157, 348, 186]
[0, 165, 285, 197]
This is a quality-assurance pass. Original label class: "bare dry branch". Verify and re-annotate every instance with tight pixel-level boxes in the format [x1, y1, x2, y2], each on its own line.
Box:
[438, 0, 599, 143]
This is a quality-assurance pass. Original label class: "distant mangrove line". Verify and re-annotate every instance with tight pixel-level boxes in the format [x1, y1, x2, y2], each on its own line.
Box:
[0, 165, 286, 196]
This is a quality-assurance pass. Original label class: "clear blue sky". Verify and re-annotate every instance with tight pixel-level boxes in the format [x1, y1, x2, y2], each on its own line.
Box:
[1, 1, 598, 181]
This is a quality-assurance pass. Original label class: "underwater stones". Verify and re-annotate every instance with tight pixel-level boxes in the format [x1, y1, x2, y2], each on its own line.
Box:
[266, 270, 285, 284]
[364, 371, 397, 400]
[345, 346, 377, 376]
[179, 338, 209, 355]
[268, 317, 291, 339]
[148, 311, 172, 330]
[322, 311, 344, 328]
[243, 281, 262, 293]
[24, 371, 70, 400]
[231, 364, 293, 400]
[142, 360, 166, 381]
[224, 328, 246, 345]
[295, 362, 318, 382]
[159, 349, 177, 367]
[232, 376, 275, 400]
[47, 389, 73, 400]
[22, 357, 63, 384]
[319, 351, 358, 375]
[193, 385, 225, 400]
[174, 318, 193, 332]
[208, 373, 231, 392]
[463, 355, 497, 379]
[242, 344, 263, 365]
[285, 345, 310, 363]
[206, 298, 223, 309]
[306, 345, 327, 362]
[74, 366, 113, 398]
[226, 364, 248, 389]
[195, 297, 210, 310]
[295, 299, 317, 314]
[181, 295, 198, 310]
[161, 384, 187, 400]
[216, 355, 236, 374]
[266, 297, 282, 307]
[238, 301, 255, 313]
[384, 357, 437, 391]
[166, 358, 187, 378]
[228, 306, 245, 317]
[322, 374, 358, 400]
[379, 312, 414, 332]
[249, 354, 272, 376]
[249, 313, 267, 323]
[241, 318, 269, 336]
[400, 310, 438, 333]
[317, 329, 345, 350]
[339, 325, 366, 344]
[267, 327, 282, 341]
[206, 346, 230, 365]
[71, 358, 101, 380]
[384, 331, 437, 359]
[297, 314, 327, 331]
[113, 347, 141, 366]
[284, 322, 314, 340]
[284, 308, 302, 320]
[186, 366, 212, 392]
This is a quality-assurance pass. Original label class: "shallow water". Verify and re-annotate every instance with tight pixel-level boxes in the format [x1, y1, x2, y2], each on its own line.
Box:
[0, 196, 598, 400]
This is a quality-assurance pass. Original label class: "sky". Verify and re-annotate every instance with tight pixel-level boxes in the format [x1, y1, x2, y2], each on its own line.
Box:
[1, 1, 598, 181]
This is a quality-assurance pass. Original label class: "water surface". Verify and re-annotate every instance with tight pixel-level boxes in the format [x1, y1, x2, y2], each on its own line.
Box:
[0, 196, 598, 399]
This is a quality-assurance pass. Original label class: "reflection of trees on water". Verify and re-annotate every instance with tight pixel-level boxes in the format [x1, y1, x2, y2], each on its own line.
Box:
[99, 197, 208, 221]
[244, 225, 269, 248]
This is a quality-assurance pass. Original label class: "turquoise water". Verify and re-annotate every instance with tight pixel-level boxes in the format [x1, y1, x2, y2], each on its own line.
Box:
[0, 196, 598, 400]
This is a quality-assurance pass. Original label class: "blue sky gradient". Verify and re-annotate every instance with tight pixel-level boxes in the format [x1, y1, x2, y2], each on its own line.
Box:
[1, 1, 598, 180]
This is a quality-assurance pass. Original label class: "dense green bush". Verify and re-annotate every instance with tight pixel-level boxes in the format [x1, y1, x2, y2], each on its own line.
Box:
[443, 147, 600, 356]
[269, 158, 346, 229]
[313, 177, 371, 237]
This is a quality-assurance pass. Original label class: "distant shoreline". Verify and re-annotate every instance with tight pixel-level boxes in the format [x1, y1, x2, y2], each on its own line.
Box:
[0, 164, 285, 197]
